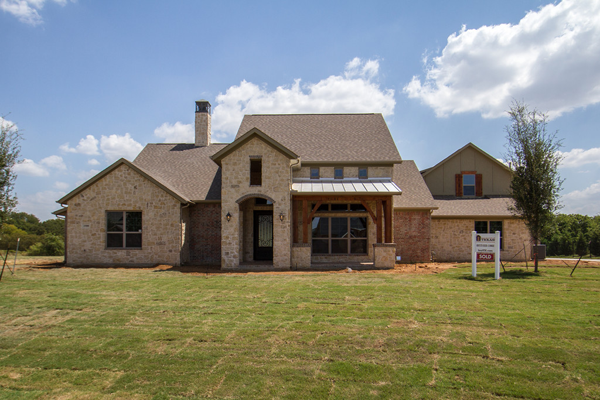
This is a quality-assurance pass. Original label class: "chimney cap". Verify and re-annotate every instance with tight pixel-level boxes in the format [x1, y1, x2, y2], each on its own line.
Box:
[195, 100, 212, 114]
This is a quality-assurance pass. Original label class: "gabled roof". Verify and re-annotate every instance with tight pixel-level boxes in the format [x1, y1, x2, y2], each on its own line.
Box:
[393, 161, 437, 210]
[57, 158, 191, 204]
[237, 114, 402, 164]
[133, 143, 227, 201]
[421, 142, 511, 177]
[431, 196, 516, 218]
[211, 127, 298, 167]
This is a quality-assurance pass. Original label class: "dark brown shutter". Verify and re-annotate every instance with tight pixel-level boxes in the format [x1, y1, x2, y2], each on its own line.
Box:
[455, 174, 463, 197]
[475, 174, 483, 197]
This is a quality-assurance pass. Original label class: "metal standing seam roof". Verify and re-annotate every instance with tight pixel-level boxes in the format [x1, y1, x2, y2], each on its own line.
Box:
[292, 178, 401, 194]
[237, 114, 402, 163]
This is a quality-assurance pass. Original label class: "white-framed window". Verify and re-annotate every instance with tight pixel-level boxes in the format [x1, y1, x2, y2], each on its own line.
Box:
[463, 174, 476, 196]
[106, 211, 142, 249]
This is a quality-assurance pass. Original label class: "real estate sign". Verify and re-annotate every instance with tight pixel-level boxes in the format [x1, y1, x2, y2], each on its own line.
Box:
[471, 231, 501, 279]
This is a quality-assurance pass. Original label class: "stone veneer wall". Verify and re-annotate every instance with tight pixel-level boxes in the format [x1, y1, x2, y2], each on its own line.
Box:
[188, 203, 221, 265]
[394, 210, 431, 263]
[220, 137, 292, 269]
[65, 164, 182, 266]
[431, 218, 531, 262]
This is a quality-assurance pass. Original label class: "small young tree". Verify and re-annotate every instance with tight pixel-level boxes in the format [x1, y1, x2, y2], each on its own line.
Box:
[504, 101, 563, 272]
[0, 117, 21, 227]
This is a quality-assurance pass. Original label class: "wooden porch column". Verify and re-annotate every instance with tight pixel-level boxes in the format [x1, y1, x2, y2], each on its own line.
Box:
[292, 200, 298, 244]
[302, 199, 308, 243]
[376, 199, 383, 243]
[384, 197, 392, 243]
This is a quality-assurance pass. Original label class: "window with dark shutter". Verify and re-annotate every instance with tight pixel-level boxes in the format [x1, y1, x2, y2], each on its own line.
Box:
[250, 159, 262, 186]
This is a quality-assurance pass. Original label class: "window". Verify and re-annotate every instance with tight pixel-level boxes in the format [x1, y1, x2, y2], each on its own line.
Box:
[359, 167, 368, 179]
[255, 198, 273, 205]
[313, 203, 366, 212]
[334, 167, 344, 179]
[250, 159, 262, 186]
[475, 220, 503, 249]
[312, 217, 367, 254]
[310, 167, 319, 179]
[106, 211, 142, 249]
[463, 174, 476, 196]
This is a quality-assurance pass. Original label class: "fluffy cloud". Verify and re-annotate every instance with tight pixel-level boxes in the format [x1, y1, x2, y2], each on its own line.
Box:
[154, 121, 194, 143]
[100, 133, 143, 163]
[87, 158, 100, 166]
[0, 0, 72, 26]
[561, 181, 600, 215]
[53, 181, 69, 190]
[559, 147, 600, 168]
[16, 190, 67, 221]
[40, 155, 66, 170]
[404, 0, 600, 119]
[60, 135, 100, 155]
[212, 58, 395, 138]
[13, 159, 49, 176]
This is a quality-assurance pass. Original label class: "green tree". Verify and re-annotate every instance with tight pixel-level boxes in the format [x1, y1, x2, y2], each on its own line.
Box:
[0, 117, 21, 226]
[504, 101, 563, 272]
[41, 218, 65, 238]
[7, 211, 44, 235]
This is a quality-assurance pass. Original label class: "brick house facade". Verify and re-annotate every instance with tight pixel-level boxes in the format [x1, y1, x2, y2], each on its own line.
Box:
[56, 101, 530, 269]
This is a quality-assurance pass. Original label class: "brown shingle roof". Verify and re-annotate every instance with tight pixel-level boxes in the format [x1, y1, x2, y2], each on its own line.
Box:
[237, 114, 402, 163]
[133, 143, 227, 201]
[392, 161, 437, 209]
[431, 196, 517, 218]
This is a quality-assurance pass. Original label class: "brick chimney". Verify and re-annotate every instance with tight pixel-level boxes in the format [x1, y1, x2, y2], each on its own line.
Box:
[195, 100, 211, 147]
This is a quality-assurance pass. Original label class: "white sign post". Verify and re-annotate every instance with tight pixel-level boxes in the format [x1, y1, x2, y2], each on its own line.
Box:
[471, 231, 501, 279]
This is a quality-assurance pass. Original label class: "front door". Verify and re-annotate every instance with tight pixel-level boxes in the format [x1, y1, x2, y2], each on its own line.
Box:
[254, 210, 273, 261]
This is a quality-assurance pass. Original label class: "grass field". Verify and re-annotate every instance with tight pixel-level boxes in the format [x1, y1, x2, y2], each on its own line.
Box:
[1, 264, 599, 399]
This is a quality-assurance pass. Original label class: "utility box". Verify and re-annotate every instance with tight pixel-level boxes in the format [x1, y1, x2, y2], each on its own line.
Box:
[532, 244, 546, 260]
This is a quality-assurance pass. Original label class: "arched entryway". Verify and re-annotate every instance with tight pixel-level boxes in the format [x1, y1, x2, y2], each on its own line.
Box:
[237, 194, 276, 263]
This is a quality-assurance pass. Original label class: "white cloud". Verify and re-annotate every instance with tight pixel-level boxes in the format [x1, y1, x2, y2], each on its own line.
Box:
[212, 58, 395, 138]
[60, 134, 100, 155]
[559, 147, 600, 168]
[561, 180, 600, 215]
[40, 155, 66, 170]
[53, 181, 69, 190]
[16, 190, 66, 221]
[0, 116, 17, 131]
[13, 159, 49, 176]
[154, 121, 194, 143]
[87, 158, 100, 166]
[99, 133, 143, 163]
[404, 0, 600, 119]
[0, 0, 73, 26]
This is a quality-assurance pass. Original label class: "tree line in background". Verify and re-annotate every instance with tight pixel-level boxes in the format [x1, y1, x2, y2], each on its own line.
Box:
[0, 211, 65, 256]
[541, 214, 600, 258]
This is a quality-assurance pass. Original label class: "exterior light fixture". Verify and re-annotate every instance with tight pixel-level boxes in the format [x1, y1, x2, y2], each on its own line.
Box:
[226, 212, 231, 222]
[279, 213, 285, 222]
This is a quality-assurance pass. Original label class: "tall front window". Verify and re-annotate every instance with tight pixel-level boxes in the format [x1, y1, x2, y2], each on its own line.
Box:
[106, 211, 142, 249]
[312, 216, 367, 254]
[250, 159, 262, 186]
[463, 174, 476, 196]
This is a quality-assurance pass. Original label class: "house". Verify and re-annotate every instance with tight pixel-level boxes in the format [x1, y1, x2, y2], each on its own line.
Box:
[422, 143, 531, 262]
[55, 101, 530, 269]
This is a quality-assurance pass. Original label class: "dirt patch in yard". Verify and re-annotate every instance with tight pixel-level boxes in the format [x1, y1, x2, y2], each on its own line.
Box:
[20, 259, 600, 276]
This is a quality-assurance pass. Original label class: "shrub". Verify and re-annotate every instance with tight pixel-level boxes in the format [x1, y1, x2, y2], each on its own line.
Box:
[27, 234, 64, 256]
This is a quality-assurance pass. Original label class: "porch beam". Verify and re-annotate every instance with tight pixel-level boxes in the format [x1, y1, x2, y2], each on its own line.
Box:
[360, 200, 376, 223]
[376, 199, 383, 243]
[308, 201, 322, 221]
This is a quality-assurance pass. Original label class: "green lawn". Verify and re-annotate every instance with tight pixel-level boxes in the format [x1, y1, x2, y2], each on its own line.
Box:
[1, 265, 599, 399]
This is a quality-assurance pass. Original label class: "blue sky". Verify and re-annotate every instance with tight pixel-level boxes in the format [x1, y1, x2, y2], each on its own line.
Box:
[2, 0, 599, 221]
